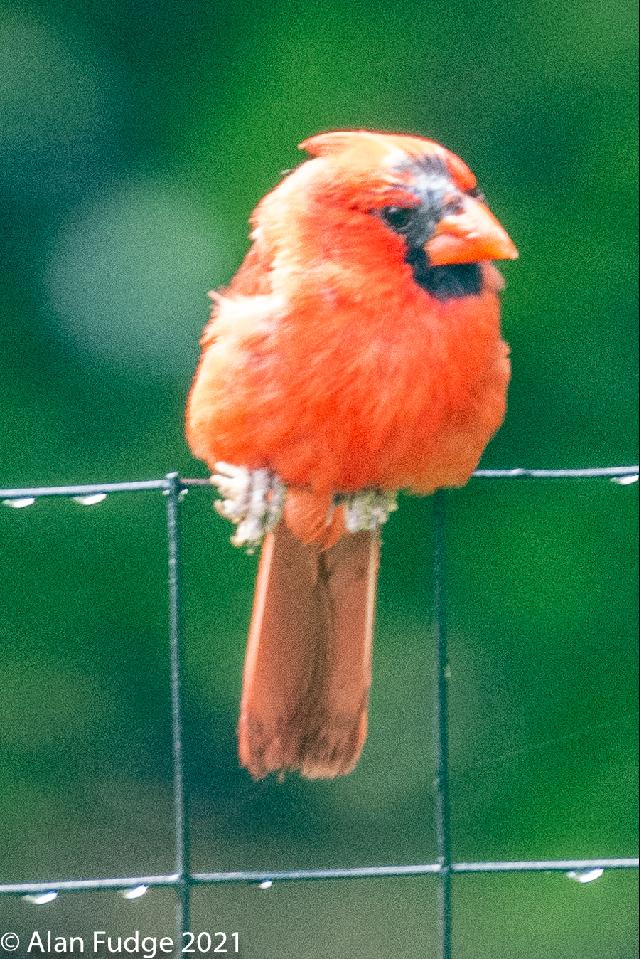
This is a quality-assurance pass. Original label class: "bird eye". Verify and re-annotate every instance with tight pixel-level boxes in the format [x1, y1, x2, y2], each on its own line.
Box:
[380, 205, 416, 231]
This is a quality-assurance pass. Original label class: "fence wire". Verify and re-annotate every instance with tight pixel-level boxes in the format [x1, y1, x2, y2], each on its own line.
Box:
[1, 466, 638, 958]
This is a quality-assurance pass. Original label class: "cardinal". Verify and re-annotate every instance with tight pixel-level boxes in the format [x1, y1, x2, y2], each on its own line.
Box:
[186, 130, 517, 780]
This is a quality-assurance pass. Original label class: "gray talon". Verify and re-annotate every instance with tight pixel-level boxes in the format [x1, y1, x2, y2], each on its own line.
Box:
[211, 463, 285, 549]
[342, 489, 399, 533]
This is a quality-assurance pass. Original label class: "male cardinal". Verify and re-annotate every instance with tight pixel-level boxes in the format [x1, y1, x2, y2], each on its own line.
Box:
[186, 130, 517, 780]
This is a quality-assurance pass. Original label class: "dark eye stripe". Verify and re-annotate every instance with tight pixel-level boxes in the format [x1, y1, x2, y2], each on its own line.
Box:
[467, 186, 486, 202]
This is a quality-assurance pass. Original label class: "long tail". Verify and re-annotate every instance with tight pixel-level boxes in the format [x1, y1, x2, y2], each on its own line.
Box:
[238, 521, 380, 780]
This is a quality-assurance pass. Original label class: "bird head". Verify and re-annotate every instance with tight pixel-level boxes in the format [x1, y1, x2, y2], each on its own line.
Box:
[296, 130, 518, 269]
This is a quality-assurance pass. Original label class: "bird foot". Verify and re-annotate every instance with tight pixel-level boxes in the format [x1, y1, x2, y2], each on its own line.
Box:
[340, 489, 399, 533]
[211, 463, 285, 550]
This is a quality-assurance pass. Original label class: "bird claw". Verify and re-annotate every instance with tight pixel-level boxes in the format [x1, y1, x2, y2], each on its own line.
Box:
[341, 489, 399, 533]
[212, 465, 397, 546]
[211, 463, 285, 550]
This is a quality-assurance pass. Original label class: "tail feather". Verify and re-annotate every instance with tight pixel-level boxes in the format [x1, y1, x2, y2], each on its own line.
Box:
[238, 521, 379, 779]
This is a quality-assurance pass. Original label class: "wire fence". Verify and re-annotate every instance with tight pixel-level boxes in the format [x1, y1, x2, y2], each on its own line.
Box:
[1, 465, 638, 958]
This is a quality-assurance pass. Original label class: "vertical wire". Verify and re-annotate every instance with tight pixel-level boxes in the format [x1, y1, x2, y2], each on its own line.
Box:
[433, 491, 453, 959]
[166, 472, 191, 938]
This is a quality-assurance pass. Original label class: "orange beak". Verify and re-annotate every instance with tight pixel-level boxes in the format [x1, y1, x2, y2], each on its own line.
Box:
[426, 195, 518, 266]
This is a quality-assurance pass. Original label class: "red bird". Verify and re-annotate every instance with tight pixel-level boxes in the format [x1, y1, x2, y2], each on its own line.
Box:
[186, 130, 517, 780]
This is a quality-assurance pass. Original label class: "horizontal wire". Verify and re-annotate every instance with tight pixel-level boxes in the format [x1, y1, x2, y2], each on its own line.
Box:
[472, 466, 639, 480]
[191, 864, 442, 885]
[1, 859, 637, 897]
[452, 858, 640, 875]
[0, 479, 171, 499]
[192, 857, 640, 884]
[0, 875, 180, 896]
[0, 466, 638, 500]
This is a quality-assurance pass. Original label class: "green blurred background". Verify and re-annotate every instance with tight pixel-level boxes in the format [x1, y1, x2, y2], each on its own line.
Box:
[1, 0, 638, 956]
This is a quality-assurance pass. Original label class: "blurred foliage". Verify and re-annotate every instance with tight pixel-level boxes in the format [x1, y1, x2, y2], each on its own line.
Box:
[0, 0, 638, 956]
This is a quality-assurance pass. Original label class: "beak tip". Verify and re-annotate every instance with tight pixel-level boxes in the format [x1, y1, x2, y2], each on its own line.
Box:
[492, 229, 518, 262]
[427, 199, 518, 267]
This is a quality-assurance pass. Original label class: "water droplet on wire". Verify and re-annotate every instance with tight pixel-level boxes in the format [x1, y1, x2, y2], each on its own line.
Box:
[566, 868, 605, 884]
[121, 884, 149, 900]
[23, 891, 58, 904]
[3, 497, 36, 509]
[73, 493, 108, 506]
[611, 474, 639, 486]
